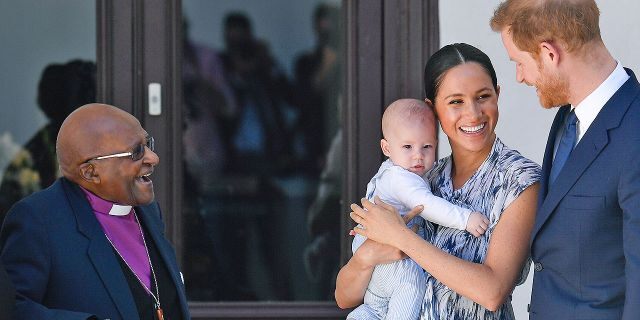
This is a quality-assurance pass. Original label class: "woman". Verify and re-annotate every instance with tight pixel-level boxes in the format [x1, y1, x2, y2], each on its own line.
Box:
[335, 43, 540, 319]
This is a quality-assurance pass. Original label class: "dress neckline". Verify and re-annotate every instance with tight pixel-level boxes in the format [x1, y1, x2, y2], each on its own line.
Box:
[442, 137, 502, 194]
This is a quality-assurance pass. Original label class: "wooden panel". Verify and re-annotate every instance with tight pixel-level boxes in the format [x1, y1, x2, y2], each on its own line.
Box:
[190, 302, 348, 319]
[140, 0, 183, 253]
[96, 0, 135, 113]
[383, 0, 439, 104]
[342, 0, 385, 264]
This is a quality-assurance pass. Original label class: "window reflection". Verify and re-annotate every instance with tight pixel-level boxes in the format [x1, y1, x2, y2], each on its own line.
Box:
[0, 60, 96, 221]
[0, 1, 96, 222]
[181, 0, 343, 301]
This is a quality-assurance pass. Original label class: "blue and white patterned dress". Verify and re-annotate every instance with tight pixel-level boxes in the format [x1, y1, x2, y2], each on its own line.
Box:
[421, 137, 541, 320]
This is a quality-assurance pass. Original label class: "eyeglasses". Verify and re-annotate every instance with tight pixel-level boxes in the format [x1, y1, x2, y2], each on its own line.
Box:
[87, 136, 154, 162]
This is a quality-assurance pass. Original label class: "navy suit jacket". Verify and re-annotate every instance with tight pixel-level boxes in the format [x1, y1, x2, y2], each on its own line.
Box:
[0, 178, 190, 320]
[530, 68, 640, 319]
[0, 263, 14, 320]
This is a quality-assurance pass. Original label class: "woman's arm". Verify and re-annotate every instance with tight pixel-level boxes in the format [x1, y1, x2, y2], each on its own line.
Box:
[335, 204, 424, 309]
[334, 239, 399, 308]
[351, 183, 538, 311]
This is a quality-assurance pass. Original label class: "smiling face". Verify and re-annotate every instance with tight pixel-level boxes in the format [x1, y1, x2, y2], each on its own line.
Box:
[90, 124, 159, 206]
[433, 62, 499, 156]
[501, 30, 570, 108]
[59, 104, 160, 206]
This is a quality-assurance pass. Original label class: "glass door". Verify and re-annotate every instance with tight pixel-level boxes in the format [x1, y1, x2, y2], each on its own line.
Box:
[106, 0, 439, 318]
[0, 0, 97, 221]
[180, 0, 344, 303]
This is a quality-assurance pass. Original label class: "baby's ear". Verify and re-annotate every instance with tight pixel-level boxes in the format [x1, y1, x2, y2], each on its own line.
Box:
[423, 98, 434, 108]
[380, 139, 391, 157]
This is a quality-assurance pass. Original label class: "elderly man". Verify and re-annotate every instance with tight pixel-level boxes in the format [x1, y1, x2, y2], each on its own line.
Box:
[0, 104, 189, 319]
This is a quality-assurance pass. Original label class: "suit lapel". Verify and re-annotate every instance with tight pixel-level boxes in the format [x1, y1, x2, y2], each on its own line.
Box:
[137, 205, 189, 317]
[533, 70, 640, 241]
[62, 179, 138, 320]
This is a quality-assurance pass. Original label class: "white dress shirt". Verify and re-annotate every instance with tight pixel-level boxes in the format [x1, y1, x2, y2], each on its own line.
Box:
[554, 61, 629, 159]
[574, 61, 630, 143]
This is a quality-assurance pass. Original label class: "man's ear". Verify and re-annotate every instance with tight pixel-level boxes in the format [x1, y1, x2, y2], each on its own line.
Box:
[380, 138, 391, 157]
[79, 162, 100, 184]
[539, 41, 562, 67]
[496, 84, 501, 98]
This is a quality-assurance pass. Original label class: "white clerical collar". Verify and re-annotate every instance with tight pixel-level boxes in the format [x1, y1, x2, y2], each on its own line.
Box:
[573, 61, 629, 142]
[80, 186, 134, 216]
[108, 204, 133, 216]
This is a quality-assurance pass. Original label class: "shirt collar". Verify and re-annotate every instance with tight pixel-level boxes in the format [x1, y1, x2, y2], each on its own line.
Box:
[80, 187, 133, 216]
[573, 61, 629, 140]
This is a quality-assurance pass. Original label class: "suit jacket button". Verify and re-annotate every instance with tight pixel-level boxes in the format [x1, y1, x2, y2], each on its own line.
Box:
[534, 262, 543, 272]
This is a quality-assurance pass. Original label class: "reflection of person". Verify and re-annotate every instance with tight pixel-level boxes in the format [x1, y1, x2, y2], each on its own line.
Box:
[348, 98, 490, 320]
[336, 43, 540, 319]
[0, 60, 96, 223]
[0, 263, 15, 320]
[220, 12, 293, 174]
[182, 18, 237, 177]
[181, 18, 234, 300]
[303, 128, 342, 298]
[0, 104, 189, 319]
[213, 12, 293, 300]
[293, 3, 342, 174]
[491, 1, 640, 319]
[183, 18, 237, 121]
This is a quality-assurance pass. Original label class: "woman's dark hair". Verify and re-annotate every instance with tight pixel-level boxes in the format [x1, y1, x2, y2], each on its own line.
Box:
[424, 43, 498, 103]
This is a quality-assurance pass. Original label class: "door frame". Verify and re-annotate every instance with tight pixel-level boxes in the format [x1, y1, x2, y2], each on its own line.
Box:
[97, 0, 439, 318]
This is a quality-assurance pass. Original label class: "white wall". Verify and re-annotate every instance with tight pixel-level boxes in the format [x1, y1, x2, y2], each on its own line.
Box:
[439, 1, 640, 319]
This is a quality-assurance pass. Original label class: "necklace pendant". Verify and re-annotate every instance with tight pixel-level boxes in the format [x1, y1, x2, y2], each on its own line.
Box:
[156, 307, 164, 320]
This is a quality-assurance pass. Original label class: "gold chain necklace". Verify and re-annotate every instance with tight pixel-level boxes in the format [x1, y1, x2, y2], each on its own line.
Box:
[105, 212, 164, 320]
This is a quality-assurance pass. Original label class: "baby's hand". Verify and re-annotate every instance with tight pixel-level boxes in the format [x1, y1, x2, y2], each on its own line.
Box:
[466, 211, 489, 237]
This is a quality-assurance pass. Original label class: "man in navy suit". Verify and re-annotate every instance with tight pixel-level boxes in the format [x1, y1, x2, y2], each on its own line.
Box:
[491, 1, 640, 319]
[0, 263, 14, 319]
[0, 104, 190, 319]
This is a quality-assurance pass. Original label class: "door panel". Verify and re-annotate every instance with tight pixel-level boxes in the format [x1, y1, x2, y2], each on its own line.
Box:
[180, 0, 344, 303]
[105, 0, 439, 318]
[0, 0, 96, 221]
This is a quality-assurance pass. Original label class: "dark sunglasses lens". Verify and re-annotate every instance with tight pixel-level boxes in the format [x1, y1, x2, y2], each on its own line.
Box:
[147, 136, 155, 151]
[132, 144, 145, 161]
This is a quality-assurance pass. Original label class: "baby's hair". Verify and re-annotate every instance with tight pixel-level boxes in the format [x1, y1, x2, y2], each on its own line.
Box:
[382, 98, 435, 139]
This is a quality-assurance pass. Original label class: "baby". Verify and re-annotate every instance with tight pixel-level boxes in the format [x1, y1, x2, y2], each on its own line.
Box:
[348, 99, 489, 320]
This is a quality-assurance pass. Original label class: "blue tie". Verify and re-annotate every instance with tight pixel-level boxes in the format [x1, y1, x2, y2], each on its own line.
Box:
[549, 110, 578, 185]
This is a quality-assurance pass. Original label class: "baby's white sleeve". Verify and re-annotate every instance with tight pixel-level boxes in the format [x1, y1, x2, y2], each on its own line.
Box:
[388, 169, 471, 230]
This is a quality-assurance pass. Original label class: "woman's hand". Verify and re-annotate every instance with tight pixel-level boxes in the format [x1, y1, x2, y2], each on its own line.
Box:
[335, 199, 423, 309]
[350, 196, 423, 248]
[351, 238, 405, 268]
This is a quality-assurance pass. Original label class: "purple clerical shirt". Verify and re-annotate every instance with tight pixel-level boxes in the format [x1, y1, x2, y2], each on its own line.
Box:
[81, 188, 152, 291]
